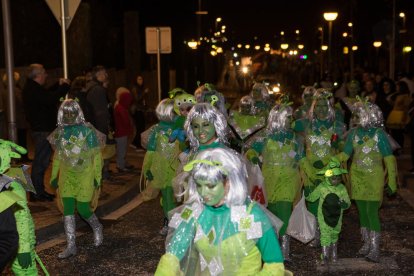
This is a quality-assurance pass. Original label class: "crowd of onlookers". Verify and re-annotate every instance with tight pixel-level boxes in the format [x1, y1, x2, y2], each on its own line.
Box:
[1, 64, 151, 202]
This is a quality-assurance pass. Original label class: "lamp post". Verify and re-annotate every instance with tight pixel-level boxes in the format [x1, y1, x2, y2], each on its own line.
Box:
[323, 12, 338, 74]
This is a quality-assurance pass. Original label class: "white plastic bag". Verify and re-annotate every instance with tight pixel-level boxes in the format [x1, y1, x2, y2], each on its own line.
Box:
[247, 163, 268, 207]
[286, 194, 316, 244]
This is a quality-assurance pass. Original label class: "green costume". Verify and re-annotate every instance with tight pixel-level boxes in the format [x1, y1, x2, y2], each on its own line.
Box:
[306, 160, 350, 264]
[155, 201, 285, 275]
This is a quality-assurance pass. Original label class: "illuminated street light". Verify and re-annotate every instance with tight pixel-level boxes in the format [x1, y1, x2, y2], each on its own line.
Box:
[352, 45, 358, 51]
[323, 12, 338, 73]
[373, 41, 382, 48]
[281, 43, 289, 50]
[187, 41, 198, 49]
[321, 45, 328, 51]
[403, 46, 412, 53]
[298, 44, 304, 49]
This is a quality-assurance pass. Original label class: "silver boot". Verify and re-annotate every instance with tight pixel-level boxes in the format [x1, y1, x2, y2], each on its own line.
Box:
[85, 213, 103, 247]
[358, 227, 370, 256]
[281, 234, 291, 262]
[309, 227, 320, 247]
[320, 246, 329, 265]
[366, 231, 380, 263]
[331, 242, 338, 263]
[58, 215, 77, 259]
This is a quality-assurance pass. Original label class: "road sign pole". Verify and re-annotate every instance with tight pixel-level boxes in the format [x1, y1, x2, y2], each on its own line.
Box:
[60, 0, 68, 78]
[156, 27, 162, 103]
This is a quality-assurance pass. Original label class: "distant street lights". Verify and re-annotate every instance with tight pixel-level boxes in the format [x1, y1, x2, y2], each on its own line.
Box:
[323, 12, 338, 74]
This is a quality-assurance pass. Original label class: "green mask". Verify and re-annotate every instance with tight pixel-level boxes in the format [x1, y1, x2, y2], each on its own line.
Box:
[195, 178, 226, 206]
[191, 117, 216, 145]
[314, 100, 329, 120]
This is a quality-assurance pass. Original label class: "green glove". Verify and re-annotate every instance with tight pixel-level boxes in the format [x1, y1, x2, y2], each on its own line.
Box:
[50, 178, 58, 189]
[94, 179, 101, 188]
[145, 170, 154, 181]
[17, 252, 32, 269]
[304, 185, 314, 197]
[385, 185, 396, 197]
[251, 156, 260, 165]
[313, 160, 324, 169]
[339, 200, 349, 209]
[313, 179, 322, 186]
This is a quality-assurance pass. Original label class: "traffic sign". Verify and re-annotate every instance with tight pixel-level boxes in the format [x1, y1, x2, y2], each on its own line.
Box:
[145, 27, 172, 54]
[45, 0, 81, 30]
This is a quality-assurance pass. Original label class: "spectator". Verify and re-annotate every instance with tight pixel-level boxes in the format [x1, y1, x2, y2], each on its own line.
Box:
[67, 76, 95, 124]
[22, 63, 69, 202]
[86, 66, 112, 180]
[130, 74, 149, 149]
[114, 87, 134, 172]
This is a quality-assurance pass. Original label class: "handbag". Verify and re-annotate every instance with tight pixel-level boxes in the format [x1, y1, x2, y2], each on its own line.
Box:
[286, 193, 316, 244]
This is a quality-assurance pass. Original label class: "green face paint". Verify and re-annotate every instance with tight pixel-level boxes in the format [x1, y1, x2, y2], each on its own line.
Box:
[195, 178, 226, 206]
[314, 100, 329, 120]
[191, 117, 217, 145]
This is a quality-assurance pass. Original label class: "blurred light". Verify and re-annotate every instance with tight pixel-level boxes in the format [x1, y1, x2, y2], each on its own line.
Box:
[216, 47, 223, 53]
[221, 29, 225, 33]
[272, 86, 280, 93]
[280, 31, 285, 36]
[399, 12, 405, 18]
[281, 43, 289, 50]
[264, 46, 271, 52]
[295, 30, 300, 34]
[321, 45, 328, 51]
[323, 12, 338, 21]
[348, 22, 353, 27]
[352, 45, 358, 51]
[300, 54, 308, 60]
[293, 50, 298, 55]
[233, 53, 238, 57]
[216, 17, 222, 22]
[373, 41, 382, 48]
[342, 32, 348, 37]
[318, 27, 323, 32]
[298, 44, 304, 49]
[255, 45, 261, 50]
[212, 44, 217, 49]
[289, 50, 293, 55]
[245, 44, 251, 49]
[210, 50, 217, 56]
[237, 44, 242, 48]
[221, 25, 226, 29]
[187, 41, 198, 49]
[241, 66, 249, 74]
[403, 46, 412, 53]
[265, 43, 270, 47]
[334, 82, 338, 87]
[235, 61, 240, 65]
[343, 46, 349, 54]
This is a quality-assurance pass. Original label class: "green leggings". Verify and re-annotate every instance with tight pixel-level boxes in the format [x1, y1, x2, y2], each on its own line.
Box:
[161, 187, 176, 218]
[355, 200, 381, 231]
[268, 201, 293, 236]
[62, 197, 93, 219]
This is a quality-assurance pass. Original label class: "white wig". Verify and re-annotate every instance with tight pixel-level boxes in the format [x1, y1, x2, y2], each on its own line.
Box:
[308, 88, 335, 122]
[57, 99, 86, 127]
[353, 101, 384, 128]
[184, 103, 229, 149]
[267, 104, 293, 133]
[302, 86, 317, 101]
[155, 98, 176, 122]
[186, 147, 248, 206]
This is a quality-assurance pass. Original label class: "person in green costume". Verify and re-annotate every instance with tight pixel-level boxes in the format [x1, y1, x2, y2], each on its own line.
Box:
[155, 147, 288, 276]
[336, 98, 398, 262]
[293, 88, 346, 247]
[0, 139, 49, 275]
[48, 99, 105, 259]
[228, 95, 266, 152]
[143, 98, 181, 235]
[306, 157, 351, 265]
[168, 88, 196, 144]
[245, 100, 305, 262]
[293, 86, 316, 120]
[250, 82, 271, 117]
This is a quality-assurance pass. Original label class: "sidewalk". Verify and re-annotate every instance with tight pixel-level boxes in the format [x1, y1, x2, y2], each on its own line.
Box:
[28, 147, 146, 243]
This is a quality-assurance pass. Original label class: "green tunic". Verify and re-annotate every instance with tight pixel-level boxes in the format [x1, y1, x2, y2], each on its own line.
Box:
[342, 127, 393, 201]
[249, 131, 303, 203]
[228, 110, 266, 140]
[166, 201, 283, 275]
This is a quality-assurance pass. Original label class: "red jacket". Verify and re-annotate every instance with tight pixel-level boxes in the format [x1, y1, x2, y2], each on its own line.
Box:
[114, 91, 134, 138]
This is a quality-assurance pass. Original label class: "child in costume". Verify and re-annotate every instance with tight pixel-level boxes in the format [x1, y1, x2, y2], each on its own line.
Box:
[48, 99, 105, 259]
[336, 98, 398, 262]
[293, 88, 346, 247]
[155, 147, 287, 275]
[245, 100, 305, 261]
[142, 98, 180, 235]
[306, 157, 351, 265]
[0, 139, 48, 275]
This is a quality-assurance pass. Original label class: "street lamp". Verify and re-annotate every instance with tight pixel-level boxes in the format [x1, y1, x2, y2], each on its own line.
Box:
[323, 12, 338, 74]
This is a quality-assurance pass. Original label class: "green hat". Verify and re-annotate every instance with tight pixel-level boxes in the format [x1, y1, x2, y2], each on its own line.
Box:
[317, 157, 348, 178]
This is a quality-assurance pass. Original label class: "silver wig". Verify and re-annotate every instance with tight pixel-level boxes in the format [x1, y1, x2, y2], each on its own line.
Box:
[155, 98, 176, 122]
[57, 99, 86, 127]
[186, 147, 248, 206]
[308, 88, 336, 122]
[353, 101, 384, 128]
[200, 89, 228, 118]
[239, 95, 254, 114]
[267, 104, 293, 133]
[302, 86, 317, 102]
[184, 103, 229, 149]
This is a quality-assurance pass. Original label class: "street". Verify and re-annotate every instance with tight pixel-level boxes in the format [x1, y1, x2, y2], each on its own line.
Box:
[35, 188, 414, 275]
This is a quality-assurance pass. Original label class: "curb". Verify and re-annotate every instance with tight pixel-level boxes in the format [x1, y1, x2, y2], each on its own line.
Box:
[35, 176, 140, 244]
